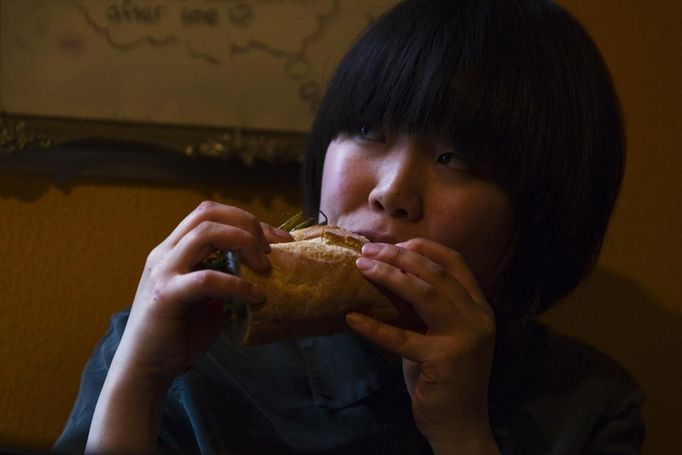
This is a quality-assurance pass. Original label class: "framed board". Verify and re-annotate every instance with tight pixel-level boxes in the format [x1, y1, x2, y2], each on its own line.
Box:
[0, 0, 395, 174]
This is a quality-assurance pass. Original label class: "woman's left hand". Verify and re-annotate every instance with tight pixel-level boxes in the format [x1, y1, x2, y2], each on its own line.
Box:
[346, 238, 499, 454]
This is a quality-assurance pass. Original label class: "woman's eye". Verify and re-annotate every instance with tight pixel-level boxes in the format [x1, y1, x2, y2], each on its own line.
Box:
[436, 152, 469, 171]
[357, 125, 387, 143]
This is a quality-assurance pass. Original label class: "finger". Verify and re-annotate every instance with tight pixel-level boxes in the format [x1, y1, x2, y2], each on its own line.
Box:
[359, 243, 469, 316]
[362, 242, 460, 290]
[356, 255, 459, 330]
[161, 270, 266, 312]
[165, 221, 270, 274]
[164, 201, 270, 254]
[260, 222, 294, 244]
[397, 238, 487, 305]
[345, 312, 430, 362]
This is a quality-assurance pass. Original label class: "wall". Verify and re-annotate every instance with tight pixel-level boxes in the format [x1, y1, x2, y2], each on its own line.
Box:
[0, 0, 680, 453]
[0, 174, 302, 449]
[541, 1, 682, 452]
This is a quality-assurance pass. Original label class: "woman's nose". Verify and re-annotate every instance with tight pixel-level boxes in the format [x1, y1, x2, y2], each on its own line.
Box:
[368, 145, 424, 221]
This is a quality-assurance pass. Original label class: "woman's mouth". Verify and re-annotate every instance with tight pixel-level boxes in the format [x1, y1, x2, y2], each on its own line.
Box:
[353, 229, 398, 244]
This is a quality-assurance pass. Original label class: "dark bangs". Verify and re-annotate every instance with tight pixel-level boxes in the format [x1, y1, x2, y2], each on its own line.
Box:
[306, 0, 550, 204]
[316, 1, 478, 149]
[304, 0, 625, 318]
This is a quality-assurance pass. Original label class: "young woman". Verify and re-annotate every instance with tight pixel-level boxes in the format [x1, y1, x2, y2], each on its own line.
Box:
[56, 1, 644, 453]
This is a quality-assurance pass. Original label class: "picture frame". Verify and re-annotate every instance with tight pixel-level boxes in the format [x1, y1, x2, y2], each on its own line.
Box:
[0, 0, 395, 182]
[0, 112, 307, 183]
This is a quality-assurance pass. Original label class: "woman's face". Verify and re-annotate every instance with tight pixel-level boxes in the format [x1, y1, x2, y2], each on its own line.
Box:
[319, 131, 515, 295]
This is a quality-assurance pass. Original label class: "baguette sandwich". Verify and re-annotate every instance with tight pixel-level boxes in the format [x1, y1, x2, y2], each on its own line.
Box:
[218, 225, 424, 346]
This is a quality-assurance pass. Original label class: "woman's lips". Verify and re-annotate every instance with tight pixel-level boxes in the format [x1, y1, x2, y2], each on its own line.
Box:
[354, 230, 398, 244]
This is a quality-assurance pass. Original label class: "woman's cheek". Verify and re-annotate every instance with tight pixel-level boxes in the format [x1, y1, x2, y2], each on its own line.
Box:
[320, 145, 370, 215]
[426, 184, 514, 293]
[321, 172, 362, 221]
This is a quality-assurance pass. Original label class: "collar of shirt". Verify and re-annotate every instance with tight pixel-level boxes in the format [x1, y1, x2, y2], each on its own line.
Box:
[206, 332, 400, 412]
[296, 333, 399, 409]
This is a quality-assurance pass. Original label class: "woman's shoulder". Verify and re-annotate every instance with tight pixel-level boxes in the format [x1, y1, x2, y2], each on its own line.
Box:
[526, 320, 641, 396]
[490, 319, 645, 453]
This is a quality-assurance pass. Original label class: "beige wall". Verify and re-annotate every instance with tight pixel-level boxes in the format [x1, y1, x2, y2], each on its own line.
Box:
[541, 1, 682, 453]
[0, 176, 302, 449]
[0, 0, 680, 453]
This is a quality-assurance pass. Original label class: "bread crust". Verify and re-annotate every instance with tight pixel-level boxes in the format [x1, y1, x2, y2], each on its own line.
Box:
[231, 225, 423, 345]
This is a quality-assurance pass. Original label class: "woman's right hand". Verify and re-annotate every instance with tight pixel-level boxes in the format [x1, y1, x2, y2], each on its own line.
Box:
[87, 202, 293, 452]
[114, 201, 293, 385]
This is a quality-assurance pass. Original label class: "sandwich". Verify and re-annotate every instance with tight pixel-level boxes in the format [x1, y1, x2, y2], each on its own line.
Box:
[203, 224, 424, 346]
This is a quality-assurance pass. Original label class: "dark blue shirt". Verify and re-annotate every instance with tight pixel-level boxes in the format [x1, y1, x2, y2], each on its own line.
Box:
[54, 310, 644, 454]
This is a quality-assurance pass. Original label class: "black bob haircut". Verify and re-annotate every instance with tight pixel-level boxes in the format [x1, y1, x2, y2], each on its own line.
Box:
[303, 0, 625, 320]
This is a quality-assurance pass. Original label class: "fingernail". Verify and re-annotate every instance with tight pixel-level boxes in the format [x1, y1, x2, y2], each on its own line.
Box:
[356, 257, 374, 271]
[346, 312, 364, 326]
[268, 225, 292, 240]
[361, 243, 382, 256]
[346, 312, 371, 330]
[250, 285, 267, 303]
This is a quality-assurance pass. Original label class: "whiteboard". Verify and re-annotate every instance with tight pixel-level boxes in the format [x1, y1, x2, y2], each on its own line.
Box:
[0, 0, 396, 133]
